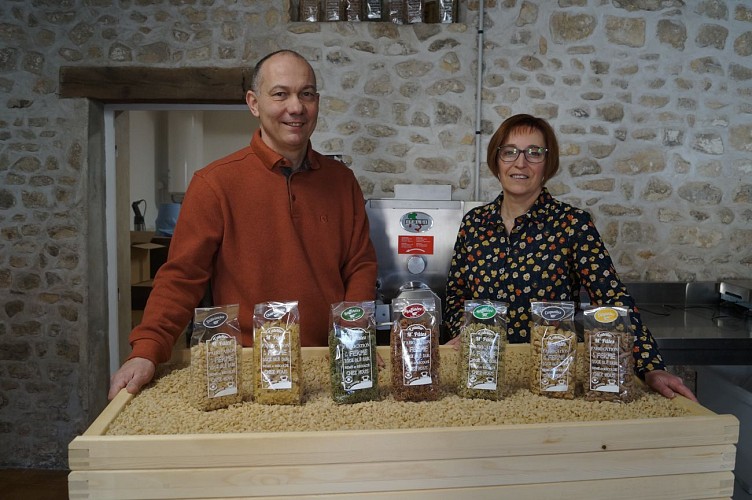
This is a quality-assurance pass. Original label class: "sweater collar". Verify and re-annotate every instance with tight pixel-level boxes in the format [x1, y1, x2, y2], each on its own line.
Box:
[249, 129, 320, 172]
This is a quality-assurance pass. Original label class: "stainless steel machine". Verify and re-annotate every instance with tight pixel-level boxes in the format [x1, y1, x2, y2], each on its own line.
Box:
[365, 185, 485, 343]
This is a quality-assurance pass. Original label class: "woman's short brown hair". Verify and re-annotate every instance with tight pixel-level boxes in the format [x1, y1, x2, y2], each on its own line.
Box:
[486, 114, 560, 184]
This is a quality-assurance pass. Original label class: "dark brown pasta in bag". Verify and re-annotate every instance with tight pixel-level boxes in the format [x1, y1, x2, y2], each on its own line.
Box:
[390, 297, 440, 402]
[583, 305, 637, 403]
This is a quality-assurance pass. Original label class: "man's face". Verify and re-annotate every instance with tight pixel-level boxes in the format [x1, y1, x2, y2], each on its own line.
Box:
[245, 53, 319, 161]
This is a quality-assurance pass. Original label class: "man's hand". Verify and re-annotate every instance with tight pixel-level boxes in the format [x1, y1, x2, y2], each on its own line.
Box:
[108, 357, 156, 400]
[644, 369, 698, 402]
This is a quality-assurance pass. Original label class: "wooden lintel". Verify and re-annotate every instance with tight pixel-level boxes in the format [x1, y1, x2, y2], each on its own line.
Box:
[59, 66, 252, 104]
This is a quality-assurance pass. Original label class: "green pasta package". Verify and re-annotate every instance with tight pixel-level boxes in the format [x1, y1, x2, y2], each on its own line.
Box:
[389, 296, 440, 402]
[529, 301, 577, 399]
[189, 304, 244, 411]
[328, 301, 379, 404]
[252, 301, 303, 405]
[457, 300, 508, 401]
[582, 305, 637, 403]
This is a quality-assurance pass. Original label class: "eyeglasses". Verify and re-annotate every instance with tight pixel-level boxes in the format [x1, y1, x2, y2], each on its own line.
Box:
[497, 145, 548, 164]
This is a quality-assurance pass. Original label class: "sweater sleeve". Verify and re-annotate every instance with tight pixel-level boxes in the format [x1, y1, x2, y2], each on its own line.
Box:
[127, 174, 224, 365]
[341, 176, 377, 301]
[570, 212, 666, 377]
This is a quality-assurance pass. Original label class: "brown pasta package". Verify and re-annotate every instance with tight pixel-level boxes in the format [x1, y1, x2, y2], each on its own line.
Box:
[583, 305, 637, 403]
[457, 300, 508, 401]
[189, 304, 243, 411]
[328, 301, 379, 404]
[252, 301, 303, 405]
[390, 296, 440, 402]
[529, 301, 577, 399]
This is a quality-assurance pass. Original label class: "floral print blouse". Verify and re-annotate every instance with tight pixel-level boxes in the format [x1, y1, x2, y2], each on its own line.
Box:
[444, 188, 666, 377]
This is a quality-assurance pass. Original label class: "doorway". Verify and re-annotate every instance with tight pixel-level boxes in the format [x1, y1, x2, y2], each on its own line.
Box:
[105, 104, 257, 372]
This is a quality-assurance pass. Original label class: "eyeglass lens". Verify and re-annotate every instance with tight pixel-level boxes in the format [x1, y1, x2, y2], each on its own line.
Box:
[498, 146, 547, 163]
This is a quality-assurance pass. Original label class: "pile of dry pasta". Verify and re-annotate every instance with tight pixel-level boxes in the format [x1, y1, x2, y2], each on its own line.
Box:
[105, 347, 691, 435]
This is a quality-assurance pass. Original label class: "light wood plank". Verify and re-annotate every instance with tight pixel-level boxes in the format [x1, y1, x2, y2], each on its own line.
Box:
[83, 390, 134, 437]
[68, 463, 735, 499]
[69, 412, 739, 470]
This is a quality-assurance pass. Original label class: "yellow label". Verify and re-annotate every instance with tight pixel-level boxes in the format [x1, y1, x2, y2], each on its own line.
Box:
[594, 307, 619, 323]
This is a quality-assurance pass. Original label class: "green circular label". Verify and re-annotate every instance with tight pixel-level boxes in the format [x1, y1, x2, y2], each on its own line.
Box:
[341, 306, 365, 321]
[472, 305, 496, 320]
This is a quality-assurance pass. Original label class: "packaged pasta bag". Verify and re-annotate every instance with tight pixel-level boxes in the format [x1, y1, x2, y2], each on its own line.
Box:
[582, 305, 637, 403]
[189, 304, 243, 411]
[328, 301, 379, 404]
[529, 301, 577, 399]
[390, 295, 440, 402]
[457, 300, 508, 401]
[252, 301, 303, 405]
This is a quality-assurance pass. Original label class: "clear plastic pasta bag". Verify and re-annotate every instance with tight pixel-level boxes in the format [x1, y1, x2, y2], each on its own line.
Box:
[583, 305, 637, 403]
[457, 300, 508, 401]
[328, 301, 379, 404]
[189, 304, 243, 411]
[390, 296, 440, 401]
[252, 301, 303, 405]
[529, 301, 577, 399]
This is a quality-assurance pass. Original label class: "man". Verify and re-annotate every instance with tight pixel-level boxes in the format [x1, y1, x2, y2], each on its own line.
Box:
[108, 50, 377, 399]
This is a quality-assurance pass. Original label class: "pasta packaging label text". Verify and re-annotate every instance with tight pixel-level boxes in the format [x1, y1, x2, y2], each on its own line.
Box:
[401, 322, 433, 386]
[205, 333, 239, 398]
[466, 327, 501, 390]
[260, 326, 293, 390]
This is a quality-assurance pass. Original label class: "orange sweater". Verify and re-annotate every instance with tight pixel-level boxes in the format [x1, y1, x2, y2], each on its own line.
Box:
[128, 130, 377, 365]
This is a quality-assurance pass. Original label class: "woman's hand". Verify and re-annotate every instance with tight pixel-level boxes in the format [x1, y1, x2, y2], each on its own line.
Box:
[644, 369, 698, 402]
[444, 335, 461, 350]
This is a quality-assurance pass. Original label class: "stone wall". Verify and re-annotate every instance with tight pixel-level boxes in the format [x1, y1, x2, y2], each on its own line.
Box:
[0, 0, 750, 469]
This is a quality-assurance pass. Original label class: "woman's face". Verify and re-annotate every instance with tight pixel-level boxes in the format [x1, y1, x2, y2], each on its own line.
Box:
[497, 127, 547, 201]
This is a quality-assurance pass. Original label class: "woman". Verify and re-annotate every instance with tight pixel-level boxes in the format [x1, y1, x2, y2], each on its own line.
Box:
[445, 114, 695, 401]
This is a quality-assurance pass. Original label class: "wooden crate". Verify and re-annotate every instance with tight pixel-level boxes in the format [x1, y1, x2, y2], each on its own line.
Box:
[69, 346, 739, 499]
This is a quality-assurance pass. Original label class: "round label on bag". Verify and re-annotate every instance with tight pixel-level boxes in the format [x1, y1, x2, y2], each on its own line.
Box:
[341, 306, 365, 321]
[593, 307, 619, 323]
[472, 305, 496, 320]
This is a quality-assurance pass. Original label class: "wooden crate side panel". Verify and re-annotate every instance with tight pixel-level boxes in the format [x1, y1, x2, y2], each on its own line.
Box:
[82, 390, 134, 436]
[67, 444, 735, 499]
[69, 471, 735, 500]
[68, 414, 739, 471]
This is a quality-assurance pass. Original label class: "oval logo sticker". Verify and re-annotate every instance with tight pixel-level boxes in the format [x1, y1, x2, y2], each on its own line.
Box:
[203, 312, 228, 328]
[594, 307, 619, 323]
[541, 306, 566, 321]
[472, 305, 496, 320]
[341, 306, 365, 322]
[263, 307, 286, 320]
[402, 303, 426, 319]
[400, 212, 433, 233]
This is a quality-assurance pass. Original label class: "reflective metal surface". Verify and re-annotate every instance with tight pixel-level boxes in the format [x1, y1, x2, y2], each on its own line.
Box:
[625, 282, 752, 365]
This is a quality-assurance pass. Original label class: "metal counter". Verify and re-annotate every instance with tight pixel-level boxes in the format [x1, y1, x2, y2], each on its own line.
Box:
[621, 282, 752, 366]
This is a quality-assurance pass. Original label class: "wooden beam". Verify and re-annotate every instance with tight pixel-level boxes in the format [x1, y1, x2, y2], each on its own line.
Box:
[59, 66, 252, 104]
